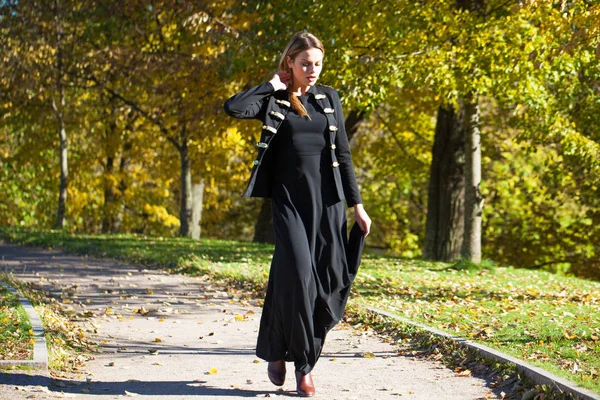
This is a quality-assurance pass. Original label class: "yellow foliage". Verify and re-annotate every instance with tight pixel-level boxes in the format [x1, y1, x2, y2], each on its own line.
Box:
[143, 204, 180, 229]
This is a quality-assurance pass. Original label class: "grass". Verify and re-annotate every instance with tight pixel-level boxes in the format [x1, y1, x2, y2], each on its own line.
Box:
[352, 256, 600, 393]
[0, 273, 93, 372]
[0, 284, 33, 361]
[1, 226, 598, 394]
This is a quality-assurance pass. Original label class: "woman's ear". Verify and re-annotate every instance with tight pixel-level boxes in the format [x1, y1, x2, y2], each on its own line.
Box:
[286, 55, 294, 69]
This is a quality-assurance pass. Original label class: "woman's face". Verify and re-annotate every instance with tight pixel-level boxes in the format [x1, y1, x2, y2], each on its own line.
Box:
[287, 47, 323, 87]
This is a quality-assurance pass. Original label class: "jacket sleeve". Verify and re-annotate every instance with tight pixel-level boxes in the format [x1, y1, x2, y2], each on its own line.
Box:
[224, 81, 274, 120]
[331, 88, 363, 207]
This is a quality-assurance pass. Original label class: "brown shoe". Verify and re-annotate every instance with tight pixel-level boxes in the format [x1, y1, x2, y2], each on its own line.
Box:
[267, 360, 286, 386]
[295, 371, 316, 397]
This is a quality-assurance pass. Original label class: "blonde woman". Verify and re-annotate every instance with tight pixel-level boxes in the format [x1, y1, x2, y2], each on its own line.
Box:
[225, 31, 371, 397]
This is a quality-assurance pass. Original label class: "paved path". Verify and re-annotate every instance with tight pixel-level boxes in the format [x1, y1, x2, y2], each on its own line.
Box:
[0, 241, 502, 399]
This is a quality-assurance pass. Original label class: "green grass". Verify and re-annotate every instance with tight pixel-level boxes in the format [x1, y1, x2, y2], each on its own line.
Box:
[0, 273, 93, 372]
[1, 226, 599, 394]
[0, 284, 33, 361]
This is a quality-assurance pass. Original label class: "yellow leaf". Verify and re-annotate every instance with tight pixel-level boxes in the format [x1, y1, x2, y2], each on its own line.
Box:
[154, 338, 162, 342]
[206, 367, 218, 375]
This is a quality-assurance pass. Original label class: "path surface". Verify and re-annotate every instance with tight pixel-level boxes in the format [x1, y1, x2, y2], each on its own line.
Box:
[0, 241, 501, 399]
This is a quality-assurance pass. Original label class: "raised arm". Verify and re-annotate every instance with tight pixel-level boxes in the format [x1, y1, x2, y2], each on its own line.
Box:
[224, 72, 290, 120]
[224, 81, 274, 120]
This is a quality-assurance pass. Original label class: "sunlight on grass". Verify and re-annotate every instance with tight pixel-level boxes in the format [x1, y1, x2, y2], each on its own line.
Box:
[0, 285, 33, 361]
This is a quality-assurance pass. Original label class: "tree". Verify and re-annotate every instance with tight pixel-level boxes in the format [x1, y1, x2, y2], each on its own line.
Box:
[423, 106, 465, 261]
[1, 0, 87, 229]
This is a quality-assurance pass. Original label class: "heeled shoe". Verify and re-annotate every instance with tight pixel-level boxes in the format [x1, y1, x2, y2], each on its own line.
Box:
[267, 360, 286, 386]
[295, 370, 316, 397]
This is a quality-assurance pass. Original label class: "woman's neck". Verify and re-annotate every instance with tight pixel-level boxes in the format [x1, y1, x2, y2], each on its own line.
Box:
[289, 81, 310, 96]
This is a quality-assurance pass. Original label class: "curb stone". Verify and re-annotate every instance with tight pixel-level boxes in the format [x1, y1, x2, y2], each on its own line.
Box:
[0, 280, 48, 370]
[360, 304, 600, 400]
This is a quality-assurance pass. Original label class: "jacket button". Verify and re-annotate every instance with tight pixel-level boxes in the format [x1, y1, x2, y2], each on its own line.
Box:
[332, 161, 340, 168]
[253, 160, 260, 166]
[330, 144, 336, 150]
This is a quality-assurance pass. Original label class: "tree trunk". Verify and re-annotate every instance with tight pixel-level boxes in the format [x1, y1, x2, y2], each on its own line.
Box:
[423, 106, 465, 261]
[455, 0, 484, 262]
[102, 97, 119, 233]
[102, 154, 117, 233]
[55, 115, 68, 229]
[179, 139, 193, 237]
[460, 94, 483, 262]
[53, 0, 67, 229]
[345, 109, 365, 142]
[103, 121, 132, 233]
[114, 137, 132, 232]
[253, 199, 274, 243]
[191, 180, 205, 240]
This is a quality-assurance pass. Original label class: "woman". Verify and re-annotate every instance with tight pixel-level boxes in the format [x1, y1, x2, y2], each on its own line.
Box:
[224, 31, 371, 397]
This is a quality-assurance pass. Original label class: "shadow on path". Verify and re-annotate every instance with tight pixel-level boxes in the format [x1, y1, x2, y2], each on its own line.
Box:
[0, 372, 284, 398]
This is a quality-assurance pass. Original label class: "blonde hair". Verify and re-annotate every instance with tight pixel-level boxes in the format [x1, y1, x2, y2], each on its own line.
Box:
[278, 32, 325, 119]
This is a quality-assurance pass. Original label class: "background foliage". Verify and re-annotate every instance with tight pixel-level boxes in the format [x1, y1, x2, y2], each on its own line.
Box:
[1, 0, 599, 278]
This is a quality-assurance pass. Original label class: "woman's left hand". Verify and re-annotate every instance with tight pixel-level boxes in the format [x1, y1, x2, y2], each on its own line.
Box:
[353, 204, 371, 237]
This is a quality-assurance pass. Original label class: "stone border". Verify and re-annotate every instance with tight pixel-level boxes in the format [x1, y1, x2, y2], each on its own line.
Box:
[0, 280, 48, 369]
[359, 305, 600, 400]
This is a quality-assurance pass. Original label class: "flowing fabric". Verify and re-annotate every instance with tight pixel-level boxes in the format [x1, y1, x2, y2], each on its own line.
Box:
[256, 94, 365, 374]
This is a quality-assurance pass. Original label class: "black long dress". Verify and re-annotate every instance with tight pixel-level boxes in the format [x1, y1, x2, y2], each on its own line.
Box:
[255, 94, 364, 375]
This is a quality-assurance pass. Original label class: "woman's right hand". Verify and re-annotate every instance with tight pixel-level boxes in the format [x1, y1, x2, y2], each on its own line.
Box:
[269, 71, 291, 91]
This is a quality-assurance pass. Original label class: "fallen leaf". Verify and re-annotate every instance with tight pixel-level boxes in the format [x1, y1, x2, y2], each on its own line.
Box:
[205, 368, 218, 375]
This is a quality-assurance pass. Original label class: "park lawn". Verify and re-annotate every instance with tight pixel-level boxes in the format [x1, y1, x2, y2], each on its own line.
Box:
[353, 256, 600, 393]
[1, 227, 599, 393]
[0, 274, 94, 372]
[0, 284, 34, 361]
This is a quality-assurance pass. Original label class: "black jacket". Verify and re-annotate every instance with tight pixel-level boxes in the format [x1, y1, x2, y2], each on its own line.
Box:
[224, 81, 363, 207]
